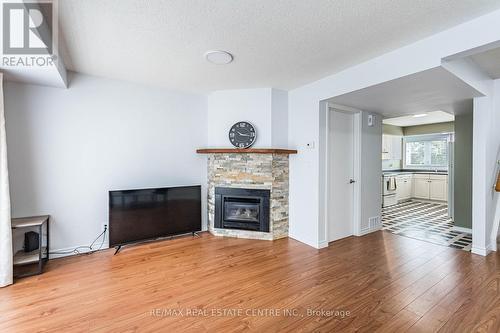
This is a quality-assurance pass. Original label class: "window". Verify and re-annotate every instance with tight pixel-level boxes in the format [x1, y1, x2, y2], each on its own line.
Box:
[404, 134, 450, 169]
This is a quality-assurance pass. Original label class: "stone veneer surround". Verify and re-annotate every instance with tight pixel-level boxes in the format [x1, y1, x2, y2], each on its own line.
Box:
[206, 153, 290, 240]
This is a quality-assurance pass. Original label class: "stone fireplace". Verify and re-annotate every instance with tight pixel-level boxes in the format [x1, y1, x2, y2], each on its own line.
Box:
[197, 149, 296, 240]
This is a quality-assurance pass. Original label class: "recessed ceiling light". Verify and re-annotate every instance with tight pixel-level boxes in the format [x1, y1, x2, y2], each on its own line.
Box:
[204, 50, 233, 65]
[412, 113, 427, 118]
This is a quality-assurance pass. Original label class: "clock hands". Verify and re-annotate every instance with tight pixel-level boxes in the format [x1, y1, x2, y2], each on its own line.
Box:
[236, 131, 251, 137]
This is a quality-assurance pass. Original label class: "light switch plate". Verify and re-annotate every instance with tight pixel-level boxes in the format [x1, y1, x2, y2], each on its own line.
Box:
[367, 114, 375, 127]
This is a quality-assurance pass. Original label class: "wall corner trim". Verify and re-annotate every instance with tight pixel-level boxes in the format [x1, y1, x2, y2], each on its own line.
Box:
[471, 244, 493, 256]
[288, 233, 322, 249]
[317, 240, 329, 249]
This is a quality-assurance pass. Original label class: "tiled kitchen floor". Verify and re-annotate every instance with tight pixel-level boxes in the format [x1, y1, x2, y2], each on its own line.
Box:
[382, 200, 472, 251]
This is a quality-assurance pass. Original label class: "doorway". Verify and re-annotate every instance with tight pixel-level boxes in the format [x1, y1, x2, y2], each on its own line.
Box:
[327, 108, 360, 242]
[381, 112, 473, 251]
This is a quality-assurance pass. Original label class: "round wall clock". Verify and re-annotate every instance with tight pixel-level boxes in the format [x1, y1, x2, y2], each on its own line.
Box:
[229, 122, 256, 148]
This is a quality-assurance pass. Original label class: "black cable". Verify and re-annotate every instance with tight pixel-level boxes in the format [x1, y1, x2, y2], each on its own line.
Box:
[92, 228, 107, 252]
[49, 226, 107, 256]
[89, 228, 106, 250]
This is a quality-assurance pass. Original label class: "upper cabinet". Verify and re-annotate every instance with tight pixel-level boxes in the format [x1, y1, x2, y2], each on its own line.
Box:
[382, 134, 402, 160]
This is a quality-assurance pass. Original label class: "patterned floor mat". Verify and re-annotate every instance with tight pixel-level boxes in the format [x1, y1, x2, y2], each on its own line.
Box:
[382, 200, 472, 251]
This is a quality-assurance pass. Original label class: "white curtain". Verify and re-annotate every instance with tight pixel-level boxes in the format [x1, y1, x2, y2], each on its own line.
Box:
[0, 73, 13, 287]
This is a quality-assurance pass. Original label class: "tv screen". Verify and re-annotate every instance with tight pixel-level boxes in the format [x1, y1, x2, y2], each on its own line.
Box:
[109, 185, 201, 247]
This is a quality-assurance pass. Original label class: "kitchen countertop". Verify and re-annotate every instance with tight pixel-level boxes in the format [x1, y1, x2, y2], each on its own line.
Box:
[382, 170, 448, 176]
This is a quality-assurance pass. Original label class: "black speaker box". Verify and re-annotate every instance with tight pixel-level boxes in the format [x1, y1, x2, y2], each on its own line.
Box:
[24, 231, 40, 252]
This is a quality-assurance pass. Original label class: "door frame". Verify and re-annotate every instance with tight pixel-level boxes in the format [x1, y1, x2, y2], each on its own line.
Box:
[447, 134, 455, 219]
[325, 103, 362, 242]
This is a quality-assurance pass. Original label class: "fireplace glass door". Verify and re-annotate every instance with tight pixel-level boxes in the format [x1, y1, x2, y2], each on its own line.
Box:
[215, 187, 270, 232]
[223, 198, 260, 223]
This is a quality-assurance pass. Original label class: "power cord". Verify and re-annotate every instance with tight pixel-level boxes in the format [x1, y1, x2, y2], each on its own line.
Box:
[49, 225, 108, 256]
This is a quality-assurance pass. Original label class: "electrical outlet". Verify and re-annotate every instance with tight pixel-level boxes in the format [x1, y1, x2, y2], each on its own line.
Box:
[103, 224, 108, 232]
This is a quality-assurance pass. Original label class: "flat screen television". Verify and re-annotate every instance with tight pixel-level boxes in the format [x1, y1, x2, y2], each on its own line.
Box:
[109, 185, 201, 247]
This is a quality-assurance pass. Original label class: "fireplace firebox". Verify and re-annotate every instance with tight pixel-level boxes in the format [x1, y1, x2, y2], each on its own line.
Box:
[215, 187, 270, 232]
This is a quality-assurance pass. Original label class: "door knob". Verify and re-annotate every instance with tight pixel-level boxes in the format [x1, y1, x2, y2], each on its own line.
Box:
[349, 179, 356, 184]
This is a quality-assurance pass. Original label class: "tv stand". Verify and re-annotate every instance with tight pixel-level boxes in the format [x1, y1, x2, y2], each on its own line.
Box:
[112, 232, 201, 255]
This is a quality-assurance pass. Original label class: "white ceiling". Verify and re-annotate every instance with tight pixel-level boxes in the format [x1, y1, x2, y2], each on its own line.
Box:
[383, 111, 455, 127]
[470, 46, 500, 79]
[327, 67, 479, 117]
[58, 0, 500, 93]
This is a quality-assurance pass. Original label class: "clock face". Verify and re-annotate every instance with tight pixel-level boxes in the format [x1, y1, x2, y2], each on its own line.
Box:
[229, 122, 256, 148]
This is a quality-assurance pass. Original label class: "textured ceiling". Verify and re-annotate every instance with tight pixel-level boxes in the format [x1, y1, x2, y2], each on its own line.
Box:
[58, 0, 500, 93]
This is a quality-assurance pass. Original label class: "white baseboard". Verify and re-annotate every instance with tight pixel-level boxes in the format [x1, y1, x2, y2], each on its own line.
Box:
[288, 233, 323, 249]
[452, 226, 472, 234]
[471, 243, 493, 256]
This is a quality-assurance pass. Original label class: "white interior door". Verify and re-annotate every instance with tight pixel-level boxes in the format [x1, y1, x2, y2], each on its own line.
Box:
[328, 110, 354, 242]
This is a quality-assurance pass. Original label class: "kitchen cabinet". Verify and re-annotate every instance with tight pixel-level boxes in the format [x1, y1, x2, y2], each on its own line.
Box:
[384, 172, 448, 204]
[396, 175, 412, 201]
[391, 136, 402, 160]
[382, 135, 402, 160]
[413, 175, 430, 199]
[411, 174, 448, 201]
[382, 135, 390, 160]
[429, 175, 448, 201]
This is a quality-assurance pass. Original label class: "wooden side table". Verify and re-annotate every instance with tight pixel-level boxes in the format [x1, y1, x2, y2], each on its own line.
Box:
[11, 215, 50, 278]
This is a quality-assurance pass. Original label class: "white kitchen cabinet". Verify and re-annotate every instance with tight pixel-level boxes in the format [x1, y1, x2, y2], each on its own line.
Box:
[410, 174, 448, 201]
[386, 173, 448, 203]
[429, 175, 448, 201]
[413, 176, 430, 199]
[396, 175, 412, 201]
[382, 135, 391, 160]
[382, 135, 402, 160]
[391, 136, 402, 160]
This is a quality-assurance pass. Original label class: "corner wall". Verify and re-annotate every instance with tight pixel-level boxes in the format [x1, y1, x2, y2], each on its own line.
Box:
[4, 73, 208, 253]
[207, 88, 288, 148]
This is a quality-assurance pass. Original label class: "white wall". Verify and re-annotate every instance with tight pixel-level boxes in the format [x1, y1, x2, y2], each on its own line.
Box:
[207, 88, 288, 147]
[271, 89, 288, 147]
[481, 78, 500, 254]
[208, 88, 272, 147]
[4, 73, 208, 253]
[288, 9, 500, 249]
[472, 94, 494, 255]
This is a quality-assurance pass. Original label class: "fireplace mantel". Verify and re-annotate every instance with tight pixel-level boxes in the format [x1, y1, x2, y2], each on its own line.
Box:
[196, 148, 297, 154]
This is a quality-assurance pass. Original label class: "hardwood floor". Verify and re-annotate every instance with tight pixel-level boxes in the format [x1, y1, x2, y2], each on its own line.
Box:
[1, 231, 499, 332]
